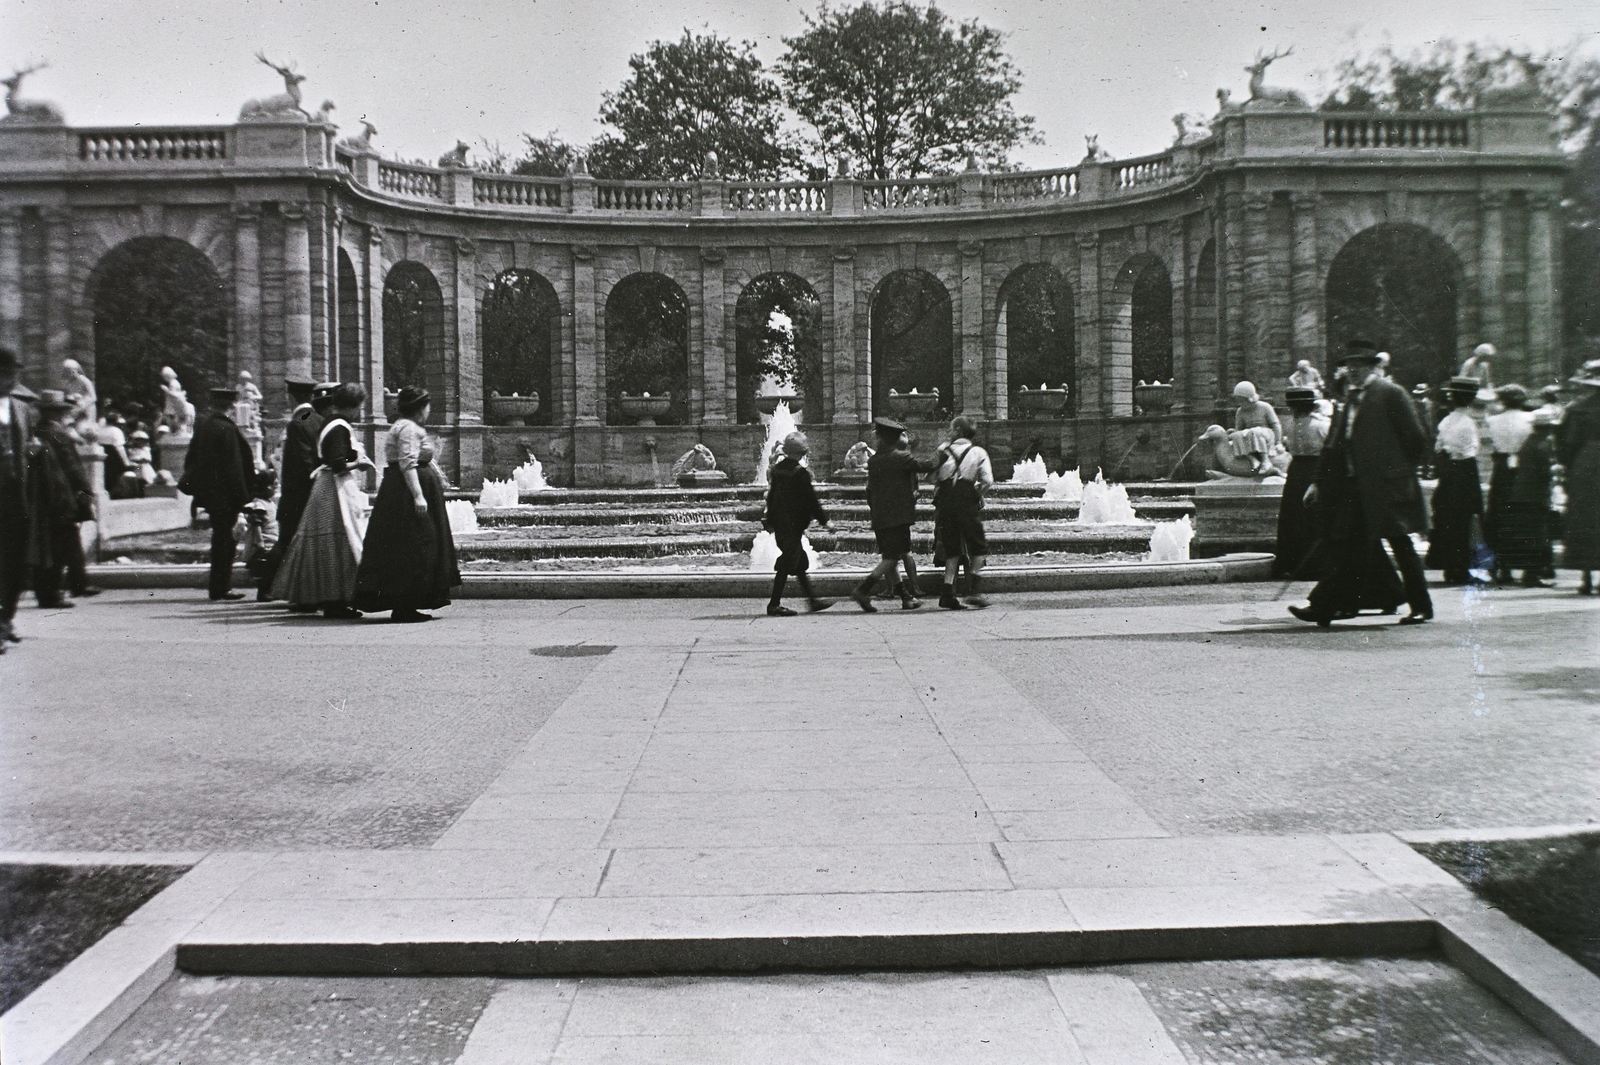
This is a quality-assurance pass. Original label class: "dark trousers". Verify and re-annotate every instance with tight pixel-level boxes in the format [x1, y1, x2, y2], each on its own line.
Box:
[1386, 533, 1433, 616]
[34, 521, 87, 604]
[0, 487, 25, 624]
[207, 508, 241, 597]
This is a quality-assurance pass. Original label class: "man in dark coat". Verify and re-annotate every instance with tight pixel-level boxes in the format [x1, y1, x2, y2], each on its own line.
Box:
[0, 347, 36, 650]
[762, 431, 833, 616]
[181, 387, 257, 601]
[257, 377, 322, 599]
[852, 416, 939, 611]
[1294, 341, 1433, 625]
[28, 390, 99, 607]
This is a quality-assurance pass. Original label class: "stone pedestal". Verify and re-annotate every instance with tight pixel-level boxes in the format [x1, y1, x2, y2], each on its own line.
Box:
[1192, 478, 1283, 554]
[677, 469, 729, 488]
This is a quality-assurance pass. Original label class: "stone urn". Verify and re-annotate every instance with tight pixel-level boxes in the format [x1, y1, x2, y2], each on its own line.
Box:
[1013, 386, 1070, 418]
[885, 389, 941, 421]
[619, 393, 672, 426]
[754, 392, 802, 417]
[1133, 382, 1175, 414]
[487, 391, 541, 426]
[383, 389, 400, 422]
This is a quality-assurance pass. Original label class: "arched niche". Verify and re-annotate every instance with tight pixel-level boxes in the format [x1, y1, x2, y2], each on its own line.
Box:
[1109, 254, 1173, 415]
[605, 272, 690, 425]
[734, 272, 823, 424]
[336, 248, 360, 388]
[483, 269, 560, 425]
[1191, 240, 1218, 404]
[88, 236, 228, 413]
[870, 268, 953, 418]
[996, 263, 1076, 415]
[383, 261, 446, 422]
[1326, 223, 1461, 388]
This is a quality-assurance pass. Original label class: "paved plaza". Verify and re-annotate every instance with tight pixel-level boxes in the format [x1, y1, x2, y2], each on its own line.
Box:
[2, 581, 1597, 1062]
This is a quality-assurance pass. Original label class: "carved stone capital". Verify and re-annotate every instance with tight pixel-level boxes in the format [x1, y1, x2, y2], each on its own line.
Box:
[39, 205, 71, 226]
[367, 225, 385, 248]
[231, 202, 261, 225]
[958, 240, 984, 258]
[1479, 191, 1508, 210]
[1075, 232, 1100, 251]
[0, 206, 23, 226]
[1243, 190, 1273, 211]
[700, 246, 727, 264]
[455, 237, 476, 257]
[831, 244, 856, 263]
[571, 243, 597, 263]
[1290, 191, 1320, 211]
[280, 202, 308, 223]
[1526, 192, 1557, 212]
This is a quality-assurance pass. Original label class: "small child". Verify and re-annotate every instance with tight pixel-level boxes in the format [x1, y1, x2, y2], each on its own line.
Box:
[1288, 360, 1325, 393]
[761, 432, 834, 617]
[126, 429, 159, 487]
[854, 416, 939, 611]
[1230, 381, 1283, 474]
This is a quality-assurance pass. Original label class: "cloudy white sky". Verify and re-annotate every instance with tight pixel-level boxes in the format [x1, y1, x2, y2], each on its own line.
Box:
[4, 0, 1596, 168]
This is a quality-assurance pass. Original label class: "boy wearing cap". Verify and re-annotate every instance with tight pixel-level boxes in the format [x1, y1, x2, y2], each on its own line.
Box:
[761, 432, 833, 616]
[853, 416, 939, 611]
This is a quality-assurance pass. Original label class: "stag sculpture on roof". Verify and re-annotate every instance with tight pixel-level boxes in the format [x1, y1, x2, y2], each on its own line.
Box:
[2, 62, 64, 124]
[239, 52, 308, 122]
[1245, 47, 1309, 109]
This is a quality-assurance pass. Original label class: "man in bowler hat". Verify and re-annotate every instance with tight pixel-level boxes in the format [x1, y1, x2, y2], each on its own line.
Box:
[257, 377, 323, 599]
[0, 347, 36, 650]
[181, 386, 257, 600]
[29, 390, 100, 607]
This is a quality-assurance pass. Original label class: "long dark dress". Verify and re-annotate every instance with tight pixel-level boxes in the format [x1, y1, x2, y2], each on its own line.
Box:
[1274, 455, 1322, 578]
[271, 420, 364, 608]
[1427, 458, 1486, 583]
[1495, 429, 1555, 574]
[1560, 392, 1600, 571]
[353, 421, 460, 612]
[1304, 475, 1406, 617]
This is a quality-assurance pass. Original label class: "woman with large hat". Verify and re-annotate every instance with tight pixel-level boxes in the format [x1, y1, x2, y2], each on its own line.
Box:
[1426, 376, 1488, 585]
[1560, 360, 1600, 595]
[352, 386, 460, 621]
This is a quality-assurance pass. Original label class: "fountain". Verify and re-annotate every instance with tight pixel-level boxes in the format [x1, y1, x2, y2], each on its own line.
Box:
[445, 499, 480, 534]
[749, 530, 820, 571]
[511, 453, 549, 493]
[1043, 467, 1084, 502]
[479, 477, 518, 507]
[1008, 455, 1049, 484]
[752, 401, 800, 485]
[1075, 469, 1139, 524]
[1147, 515, 1194, 561]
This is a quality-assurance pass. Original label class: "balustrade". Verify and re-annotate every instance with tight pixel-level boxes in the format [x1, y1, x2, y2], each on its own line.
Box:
[1323, 116, 1470, 149]
[861, 177, 960, 210]
[378, 160, 443, 200]
[474, 173, 565, 208]
[1114, 154, 1175, 191]
[725, 181, 830, 213]
[594, 181, 695, 212]
[78, 128, 228, 163]
[987, 167, 1078, 204]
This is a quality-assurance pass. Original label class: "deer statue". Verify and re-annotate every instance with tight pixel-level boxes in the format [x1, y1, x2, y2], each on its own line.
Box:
[312, 99, 335, 124]
[2, 63, 65, 124]
[238, 52, 307, 121]
[438, 141, 470, 168]
[1245, 47, 1309, 108]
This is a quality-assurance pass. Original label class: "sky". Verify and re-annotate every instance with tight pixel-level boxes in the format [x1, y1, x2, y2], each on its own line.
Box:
[3, 0, 1596, 169]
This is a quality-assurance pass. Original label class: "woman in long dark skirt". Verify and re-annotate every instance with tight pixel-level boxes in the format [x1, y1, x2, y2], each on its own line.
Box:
[1426, 378, 1487, 585]
[1560, 361, 1600, 595]
[353, 387, 460, 622]
[1485, 384, 1533, 582]
[1274, 387, 1330, 578]
[272, 384, 372, 618]
[1493, 411, 1558, 586]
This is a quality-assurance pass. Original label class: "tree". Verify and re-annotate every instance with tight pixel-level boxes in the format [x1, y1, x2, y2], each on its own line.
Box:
[509, 132, 585, 178]
[588, 32, 799, 181]
[1321, 40, 1600, 369]
[777, 1, 1038, 179]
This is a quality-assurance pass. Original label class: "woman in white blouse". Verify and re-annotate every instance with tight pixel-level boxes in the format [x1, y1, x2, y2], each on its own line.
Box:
[1426, 377, 1488, 585]
[352, 386, 461, 622]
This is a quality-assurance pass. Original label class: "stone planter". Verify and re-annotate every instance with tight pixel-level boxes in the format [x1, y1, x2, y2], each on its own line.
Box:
[1134, 382, 1176, 414]
[1013, 387, 1070, 418]
[619, 393, 672, 426]
[886, 390, 941, 421]
[487, 392, 541, 426]
[754, 393, 802, 416]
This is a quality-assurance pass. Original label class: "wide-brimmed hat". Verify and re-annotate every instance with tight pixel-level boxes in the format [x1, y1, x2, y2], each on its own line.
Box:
[1340, 339, 1381, 365]
[35, 389, 73, 413]
[1568, 359, 1600, 388]
[1442, 376, 1482, 398]
[209, 387, 239, 404]
[1411, 383, 1431, 396]
[312, 381, 339, 397]
[396, 385, 431, 414]
[1284, 387, 1317, 405]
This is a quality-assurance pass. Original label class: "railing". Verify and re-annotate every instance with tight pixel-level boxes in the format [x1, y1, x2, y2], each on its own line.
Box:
[987, 167, 1078, 204]
[333, 146, 355, 174]
[378, 160, 443, 200]
[78, 128, 228, 163]
[726, 181, 830, 213]
[1323, 115, 1470, 149]
[594, 181, 695, 212]
[861, 177, 960, 210]
[1114, 153, 1176, 191]
[475, 173, 565, 208]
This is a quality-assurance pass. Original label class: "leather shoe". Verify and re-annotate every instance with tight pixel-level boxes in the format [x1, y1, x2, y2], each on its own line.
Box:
[1288, 605, 1333, 627]
[71, 587, 102, 597]
[766, 603, 797, 617]
[210, 591, 246, 601]
[37, 599, 74, 609]
[1398, 610, 1433, 625]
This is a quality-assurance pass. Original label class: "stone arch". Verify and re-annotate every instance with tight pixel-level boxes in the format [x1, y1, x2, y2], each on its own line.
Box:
[1325, 223, 1461, 388]
[869, 268, 953, 419]
[336, 247, 360, 388]
[87, 235, 228, 414]
[1191, 239, 1219, 407]
[996, 263, 1075, 416]
[483, 268, 560, 425]
[734, 272, 823, 425]
[1109, 253, 1173, 415]
[605, 272, 690, 426]
[383, 260, 446, 423]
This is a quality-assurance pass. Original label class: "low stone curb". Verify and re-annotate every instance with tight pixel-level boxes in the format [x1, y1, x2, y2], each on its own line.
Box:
[83, 553, 1274, 598]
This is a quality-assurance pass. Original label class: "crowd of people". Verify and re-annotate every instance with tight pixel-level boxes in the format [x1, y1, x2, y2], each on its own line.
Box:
[1278, 340, 1600, 626]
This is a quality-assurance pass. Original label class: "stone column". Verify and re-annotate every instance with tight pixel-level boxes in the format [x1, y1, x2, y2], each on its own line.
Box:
[232, 204, 263, 405]
[1525, 192, 1558, 384]
[958, 240, 985, 417]
[1289, 193, 1322, 374]
[1168, 221, 1191, 409]
[1242, 190, 1273, 388]
[700, 246, 729, 424]
[0, 207, 20, 356]
[1478, 191, 1506, 351]
[1222, 191, 1247, 393]
[571, 244, 600, 426]
[830, 244, 858, 424]
[454, 238, 481, 426]
[365, 227, 386, 423]
[280, 203, 314, 382]
[1075, 232, 1103, 415]
[42, 207, 73, 372]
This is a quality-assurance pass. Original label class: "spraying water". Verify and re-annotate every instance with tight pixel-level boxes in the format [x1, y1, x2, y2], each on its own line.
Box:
[1009, 455, 1048, 484]
[753, 401, 800, 485]
[1075, 469, 1139, 524]
[750, 530, 820, 570]
[512, 453, 549, 493]
[1147, 515, 1193, 561]
[478, 478, 518, 507]
[1043, 467, 1084, 502]
[445, 499, 480, 534]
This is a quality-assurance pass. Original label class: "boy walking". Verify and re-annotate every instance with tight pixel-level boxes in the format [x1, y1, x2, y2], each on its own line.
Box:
[853, 416, 939, 611]
[763, 432, 833, 617]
